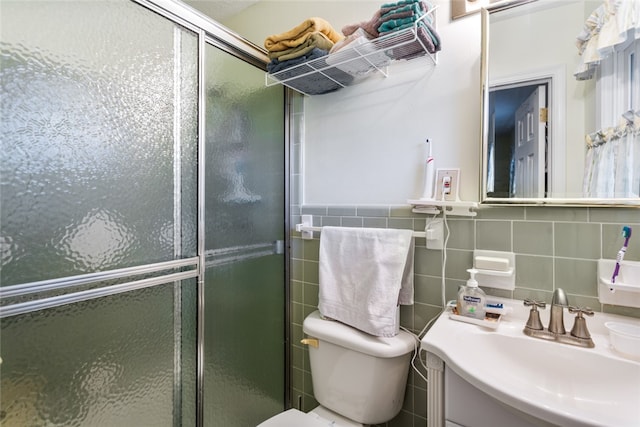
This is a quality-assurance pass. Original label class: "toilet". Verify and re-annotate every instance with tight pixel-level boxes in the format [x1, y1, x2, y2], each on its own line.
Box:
[258, 310, 416, 426]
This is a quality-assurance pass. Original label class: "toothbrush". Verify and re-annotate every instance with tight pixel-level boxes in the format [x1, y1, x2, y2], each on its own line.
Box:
[610, 226, 632, 290]
[421, 138, 436, 200]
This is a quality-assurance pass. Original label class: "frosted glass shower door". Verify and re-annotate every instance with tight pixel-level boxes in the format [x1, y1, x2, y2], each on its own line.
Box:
[1, 1, 198, 425]
[203, 42, 286, 427]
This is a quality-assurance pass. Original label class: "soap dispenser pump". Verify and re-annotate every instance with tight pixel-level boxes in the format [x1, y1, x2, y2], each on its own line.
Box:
[457, 268, 486, 319]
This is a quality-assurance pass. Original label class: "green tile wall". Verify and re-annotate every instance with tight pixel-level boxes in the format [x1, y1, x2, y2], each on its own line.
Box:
[289, 205, 640, 426]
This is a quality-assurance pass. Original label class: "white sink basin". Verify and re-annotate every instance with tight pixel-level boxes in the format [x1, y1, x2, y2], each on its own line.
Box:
[421, 299, 640, 427]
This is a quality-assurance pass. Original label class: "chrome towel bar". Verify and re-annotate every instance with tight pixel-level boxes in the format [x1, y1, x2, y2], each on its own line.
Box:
[295, 215, 426, 240]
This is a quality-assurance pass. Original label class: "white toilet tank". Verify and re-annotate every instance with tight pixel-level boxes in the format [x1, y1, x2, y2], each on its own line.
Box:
[302, 311, 416, 425]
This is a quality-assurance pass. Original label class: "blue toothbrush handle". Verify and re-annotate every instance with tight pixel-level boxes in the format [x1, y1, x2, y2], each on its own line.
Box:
[611, 263, 620, 286]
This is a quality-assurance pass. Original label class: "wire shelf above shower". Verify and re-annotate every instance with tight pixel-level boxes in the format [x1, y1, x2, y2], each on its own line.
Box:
[265, 7, 439, 95]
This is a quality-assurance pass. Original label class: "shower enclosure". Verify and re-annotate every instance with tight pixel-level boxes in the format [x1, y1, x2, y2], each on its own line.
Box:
[0, 1, 287, 426]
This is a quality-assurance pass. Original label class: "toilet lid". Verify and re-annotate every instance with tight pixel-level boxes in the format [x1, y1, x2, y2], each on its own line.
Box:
[257, 409, 330, 427]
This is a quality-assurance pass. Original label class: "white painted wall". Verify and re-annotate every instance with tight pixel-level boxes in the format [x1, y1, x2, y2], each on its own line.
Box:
[227, 1, 485, 205]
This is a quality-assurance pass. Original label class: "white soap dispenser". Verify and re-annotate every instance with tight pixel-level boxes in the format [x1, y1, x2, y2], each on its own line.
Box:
[457, 268, 486, 319]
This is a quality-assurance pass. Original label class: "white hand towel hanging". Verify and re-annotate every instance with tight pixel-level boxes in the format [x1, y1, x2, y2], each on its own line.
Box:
[318, 226, 415, 337]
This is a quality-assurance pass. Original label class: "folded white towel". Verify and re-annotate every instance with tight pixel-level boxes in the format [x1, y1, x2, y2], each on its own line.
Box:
[318, 226, 415, 337]
[325, 30, 390, 76]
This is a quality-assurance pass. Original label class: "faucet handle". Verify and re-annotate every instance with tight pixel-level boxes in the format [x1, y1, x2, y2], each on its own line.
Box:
[524, 299, 546, 309]
[523, 299, 545, 330]
[568, 306, 595, 341]
[568, 306, 594, 317]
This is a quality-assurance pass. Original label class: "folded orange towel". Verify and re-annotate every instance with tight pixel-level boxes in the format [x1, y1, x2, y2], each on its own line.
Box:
[264, 17, 343, 52]
[268, 32, 335, 61]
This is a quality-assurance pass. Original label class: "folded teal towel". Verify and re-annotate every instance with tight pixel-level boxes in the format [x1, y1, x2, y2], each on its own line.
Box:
[380, 2, 422, 19]
[380, 0, 421, 8]
[380, 20, 437, 42]
[378, 15, 419, 33]
[378, 0, 433, 33]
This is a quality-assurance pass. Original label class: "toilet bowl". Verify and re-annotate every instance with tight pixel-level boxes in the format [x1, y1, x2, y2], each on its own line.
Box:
[258, 311, 415, 426]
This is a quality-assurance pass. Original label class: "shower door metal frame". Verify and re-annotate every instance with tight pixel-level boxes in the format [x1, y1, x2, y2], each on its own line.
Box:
[133, 1, 291, 425]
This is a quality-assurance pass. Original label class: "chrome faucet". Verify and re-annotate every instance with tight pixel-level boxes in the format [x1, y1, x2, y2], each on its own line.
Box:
[523, 288, 594, 348]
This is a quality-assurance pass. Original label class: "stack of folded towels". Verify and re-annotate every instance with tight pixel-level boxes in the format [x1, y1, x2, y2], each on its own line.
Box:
[341, 0, 441, 58]
[264, 18, 354, 94]
[263, 2, 440, 94]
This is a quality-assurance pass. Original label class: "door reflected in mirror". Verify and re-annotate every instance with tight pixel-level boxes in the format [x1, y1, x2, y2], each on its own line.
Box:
[481, 0, 640, 206]
[488, 82, 549, 198]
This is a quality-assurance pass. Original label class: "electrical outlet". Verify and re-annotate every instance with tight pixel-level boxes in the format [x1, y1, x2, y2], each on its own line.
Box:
[435, 168, 460, 201]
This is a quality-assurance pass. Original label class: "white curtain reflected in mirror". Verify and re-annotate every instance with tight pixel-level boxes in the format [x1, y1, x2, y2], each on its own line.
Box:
[582, 19, 640, 198]
[583, 110, 640, 198]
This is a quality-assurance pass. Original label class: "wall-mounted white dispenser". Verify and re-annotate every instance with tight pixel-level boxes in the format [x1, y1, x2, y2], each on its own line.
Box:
[472, 250, 515, 290]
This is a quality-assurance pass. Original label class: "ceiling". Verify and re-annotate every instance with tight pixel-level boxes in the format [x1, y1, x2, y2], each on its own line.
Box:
[182, 0, 262, 22]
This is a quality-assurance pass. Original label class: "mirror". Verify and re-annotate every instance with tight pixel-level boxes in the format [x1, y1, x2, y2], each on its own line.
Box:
[481, 0, 640, 206]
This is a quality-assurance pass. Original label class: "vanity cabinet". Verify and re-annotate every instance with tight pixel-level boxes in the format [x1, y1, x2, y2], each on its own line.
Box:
[444, 365, 544, 427]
